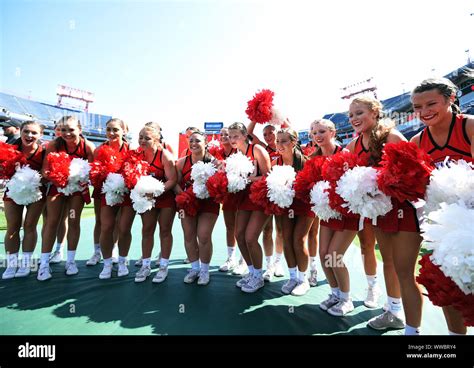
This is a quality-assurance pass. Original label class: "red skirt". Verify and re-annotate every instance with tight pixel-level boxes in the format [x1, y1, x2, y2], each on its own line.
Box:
[155, 190, 176, 210]
[46, 184, 91, 204]
[289, 198, 315, 218]
[375, 198, 420, 233]
[197, 198, 220, 215]
[237, 186, 263, 212]
[320, 216, 359, 231]
[222, 194, 238, 211]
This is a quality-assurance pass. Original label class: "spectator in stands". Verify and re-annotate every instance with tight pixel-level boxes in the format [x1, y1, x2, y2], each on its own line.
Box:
[0, 119, 21, 144]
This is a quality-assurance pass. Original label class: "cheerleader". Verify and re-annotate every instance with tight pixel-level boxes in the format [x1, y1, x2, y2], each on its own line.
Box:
[247, 121, 285, 281]
[134, 124, 177, 283]
[229, 122, 271, 293]
[2, 121, 46, 279]
[96, 118, 132, 279]
[134, 121, 175, 267]
[306, 121, 321, 286]
[273, 128, 314, 296]
[411, 78, 474, 335]
[347, 97, 418, 334]
[216, 127, 241, 273]
[175, 129, 219, 285]
[179, 126, 200, 158]
[37, 116, 95, 281]
[47, 122, 68, 264]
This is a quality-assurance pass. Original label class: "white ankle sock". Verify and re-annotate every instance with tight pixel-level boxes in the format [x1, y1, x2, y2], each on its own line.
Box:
[40, 253, 51, 268]
[387, 296, 403, 318]
[104, 258, 113, 267]
[288, 267, 297, 280]
[274, 252, 283, 262]
[310, 256, 318, 271]
[7, 253, 18, 268]
[265, 256, 272, 266]
[142, 258, 151, 267]
[201, 262, 209, 272]
[339, 291, 350, 301]
[366, 274, 378, 288]
[160, 258, 169, 268]
[21, 252, 33, 268]
[405, 325, 420, 335]
[94, 243, 101, 252]
[191, 260, 200, 271]
[297, 270, 307, 282]
[331, 287, 340, 297]
[67, 250, 76, 263]
[227, 247, 236, 258]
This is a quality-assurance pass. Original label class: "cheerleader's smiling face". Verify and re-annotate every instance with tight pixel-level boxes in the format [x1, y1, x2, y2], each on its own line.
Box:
[276, 132, 295, 155]
[138, 128, 159, 150]
[188, 133, 206, 154]
[61, 121, 81, 143]
[21, 123, 42, 148]
[349, 102, 378, 134]
[312, 123, 335, 147]
[228, 129, 247, 150]
[263, 126, 276, 146]
[106, 120, 124, 143]
[411, 89, 453, 127]
[220, 128, 230, 145]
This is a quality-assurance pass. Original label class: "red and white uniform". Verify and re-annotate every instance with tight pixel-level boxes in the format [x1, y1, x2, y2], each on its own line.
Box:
[47, 137, 91, 203]
[265, 145, 280, 160]
[274, 155, 314, 218]
[358, 134, 419, 233]
[148, 148, 176, 210]
[180, 154, 219, 215]
[221, 147, 238, 212]
[237, 144, 263, 212]
[419, 113, 472, 165]
[4, 143, 46, 203]
[319, 146, 359, 231]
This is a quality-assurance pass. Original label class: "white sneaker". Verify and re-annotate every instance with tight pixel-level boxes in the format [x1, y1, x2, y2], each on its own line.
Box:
[15, 266, 31, 278]
[134, 266, 151, 283]
[99, 264, 113, 279]
[308, 269, 318, 287]
[273, 260, 285, 277]
[37, 266, 52, 281]
[134, 258, 143, 267]
[319, 293, 340, 311]
[152, 266, 168, 283]
[197, 270, 210, 285]
[281, 278, 299, 295]
[184, 269, 200, 284]
[236, 273, 252, 288]
[263, 263, 275, 282]
[232, 260, 248, 276]
[367, 311, 405, 330]
[65, 261, 79, 276]
[241, 276, 264, 293]
[327, 298, 354, 316]
[49, 249, 63, 264]
[219, 257, 237, 272]
[86, 252, 101, 266]
[291, 279, 310, 296]
[2, 267, 17, 280]
[364, 285, 381, 309]
[117, 262, 129, 277]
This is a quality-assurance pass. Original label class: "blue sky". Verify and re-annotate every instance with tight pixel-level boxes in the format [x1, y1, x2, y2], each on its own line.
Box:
[1, 0, 473, 147]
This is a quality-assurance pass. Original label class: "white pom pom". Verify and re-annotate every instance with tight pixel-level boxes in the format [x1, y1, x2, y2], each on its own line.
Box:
[102, 173, 129, 206]
[425, 159, 474, 213]
[6, 165, 43, 205]
[310, 181, 341, 221]
[225, 151, 254, 193]
[190, 161, 217, 199]
[269, 107, 285, 126]
[421, 202, 474, 295]
[58, 158, 91, 196]
[207, 139, 220, 148]
[336, 166, 393, 221]
[266, 165, 296, 208]
[130, 175, 165, 214]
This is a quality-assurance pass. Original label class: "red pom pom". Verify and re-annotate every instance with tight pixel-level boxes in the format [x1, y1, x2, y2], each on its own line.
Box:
[245, 89, 274, 124]
[377, 141, 434, 202]
[206, 171, 229, 203]
[302, 145, 317, 157]
[0, 142, 27, 179]
[321, 151, 362, 217]
[249, 177, 285, 215]
[417, 254, 465, 307]
[45, 152, 72, 188]
[89, 145, 124, 189]
[294, 155, 326, 203]
[207, 144, 226, 161]
[121, 150, 150, 189]
[175, 186, 199, 217]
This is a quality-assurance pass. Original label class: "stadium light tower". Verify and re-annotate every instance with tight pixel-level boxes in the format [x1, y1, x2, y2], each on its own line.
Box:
[340, 77, 378, 100]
